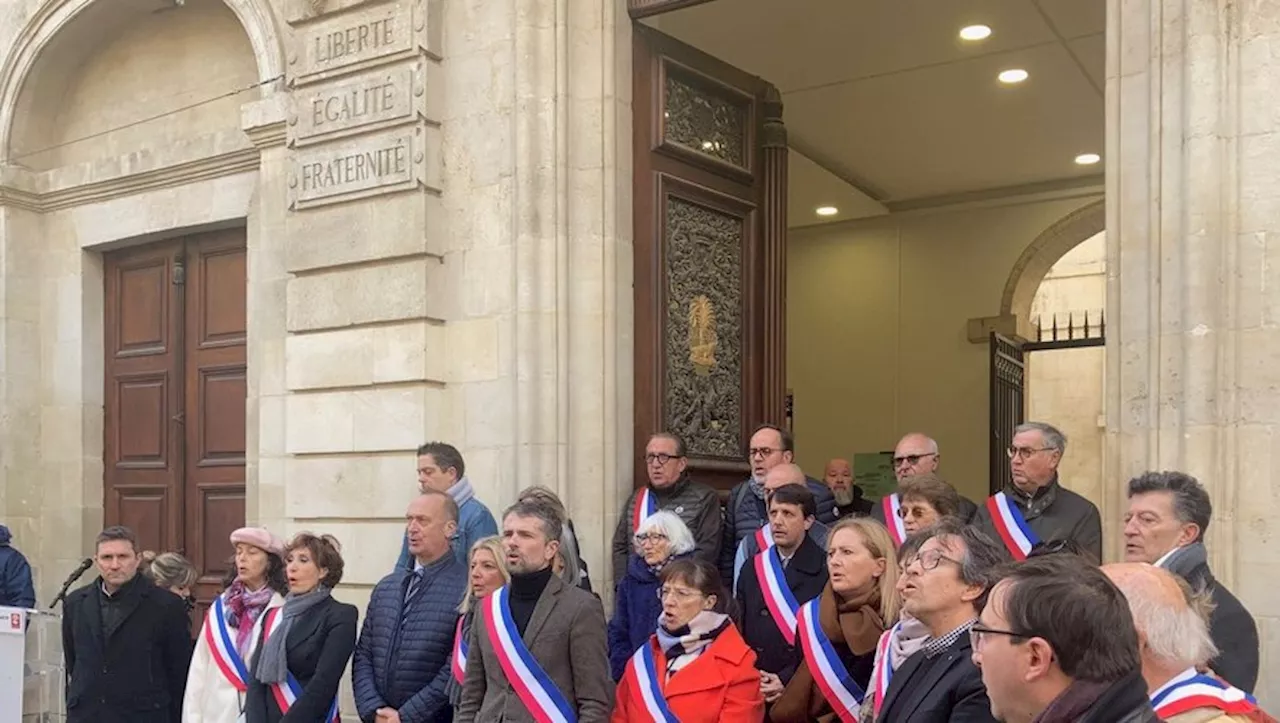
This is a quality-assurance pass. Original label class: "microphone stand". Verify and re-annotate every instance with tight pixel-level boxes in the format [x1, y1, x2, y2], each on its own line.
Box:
[49, 559, 93, 610]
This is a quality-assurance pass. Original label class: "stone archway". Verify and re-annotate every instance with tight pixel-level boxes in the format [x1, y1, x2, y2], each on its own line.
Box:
[1000, 198, 1106, 328]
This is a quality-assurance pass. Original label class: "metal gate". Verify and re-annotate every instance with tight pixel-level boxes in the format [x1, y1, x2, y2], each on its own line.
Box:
[988, 332, 1026, 495]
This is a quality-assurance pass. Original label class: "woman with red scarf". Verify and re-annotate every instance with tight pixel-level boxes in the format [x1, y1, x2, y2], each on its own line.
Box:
[183, 527, 288, 723]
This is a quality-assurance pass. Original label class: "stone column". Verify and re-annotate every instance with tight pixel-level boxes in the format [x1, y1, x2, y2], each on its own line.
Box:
[1106, 0, 1279, 702]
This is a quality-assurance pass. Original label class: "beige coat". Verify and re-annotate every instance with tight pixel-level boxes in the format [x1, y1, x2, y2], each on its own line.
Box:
[181, 591, 285, 723]
[1166, 710, 1256, 723]
[456, 572, 613, 723]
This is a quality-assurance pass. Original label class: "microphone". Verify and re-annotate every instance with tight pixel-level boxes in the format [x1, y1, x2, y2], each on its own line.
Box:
[49, 557, 94, 609]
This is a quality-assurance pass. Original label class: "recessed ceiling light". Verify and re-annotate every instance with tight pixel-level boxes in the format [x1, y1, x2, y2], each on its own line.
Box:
[815, 206, 839, 217]
[998, 68, 1029, 84]
[1075, 153, 1101, 165]
[959, 25, 992, 41]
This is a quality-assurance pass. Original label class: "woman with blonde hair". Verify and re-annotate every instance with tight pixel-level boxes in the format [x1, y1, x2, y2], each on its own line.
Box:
[771, 517, 898, 723]
[141, 551, 199, 609]
[446, 536, 510, 706]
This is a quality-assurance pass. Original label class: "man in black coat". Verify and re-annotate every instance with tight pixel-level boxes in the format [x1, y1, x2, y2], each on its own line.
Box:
[62, 525, 191, 723]
[734, 483, 828, 704]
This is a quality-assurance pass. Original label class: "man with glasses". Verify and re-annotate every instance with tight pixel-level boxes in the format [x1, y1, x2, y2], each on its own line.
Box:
[972, 554, 1157, 722]
[877, 519, 1003, 723]
[873, 433, 978, 529]
[610, 432, 723, 583]
[972, 421, 1103, 563]
[719, 424, 835, 585]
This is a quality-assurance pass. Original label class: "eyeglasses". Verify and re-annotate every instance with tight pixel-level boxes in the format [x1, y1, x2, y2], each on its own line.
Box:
[897, 505, 934, 519]
[905, 548, 962, 571]
[645, 453, 682, 466]
[656, 586, 703, 601]
[892, 452, 937, 468]
[1007, 446, 1054, 460]
[748, 447, 778, 459]
[970, 624, 1034, 649]
[633, 532, 669, 546]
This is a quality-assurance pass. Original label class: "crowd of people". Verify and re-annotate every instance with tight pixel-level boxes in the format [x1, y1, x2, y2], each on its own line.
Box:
[51, 426, 1273, 722]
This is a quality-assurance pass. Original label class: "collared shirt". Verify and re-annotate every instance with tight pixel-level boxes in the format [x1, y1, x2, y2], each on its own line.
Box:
[923, 617, 977, 658]
[1153, 545, 1181, 568]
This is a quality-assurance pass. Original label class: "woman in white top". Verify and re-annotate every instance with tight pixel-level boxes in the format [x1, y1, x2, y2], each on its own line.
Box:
[183, 527, 287, 723]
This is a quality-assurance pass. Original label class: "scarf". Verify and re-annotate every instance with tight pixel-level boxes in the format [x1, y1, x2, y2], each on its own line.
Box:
[656, 611, 730, 678]
[225, 580, 275, 657]
[1031, 679, 1109, 723]
[1157, 541, 1207, 580]
[890, 613, 930, 669]
[254, 586, 332, 684]
[749, 477, 767, 500]
[771, 583, 884, 723]
[449, 476, 476, 509]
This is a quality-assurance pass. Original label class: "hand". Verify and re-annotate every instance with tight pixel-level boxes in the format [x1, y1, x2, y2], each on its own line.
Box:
[759, 671, 784, 702]
[375, 708, 402, 723]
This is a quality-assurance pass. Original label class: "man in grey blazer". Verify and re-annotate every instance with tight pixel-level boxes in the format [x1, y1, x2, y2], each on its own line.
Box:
[456, 499, 612, 722]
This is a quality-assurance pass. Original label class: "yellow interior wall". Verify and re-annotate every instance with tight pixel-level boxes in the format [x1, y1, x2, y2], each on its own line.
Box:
[785, 195, 1102, 502]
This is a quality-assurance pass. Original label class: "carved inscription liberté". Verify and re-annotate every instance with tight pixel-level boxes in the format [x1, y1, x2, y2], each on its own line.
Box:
[294, 130, 414, 204]
[294, 68, 413, 141]
[298, 3, 413, 80]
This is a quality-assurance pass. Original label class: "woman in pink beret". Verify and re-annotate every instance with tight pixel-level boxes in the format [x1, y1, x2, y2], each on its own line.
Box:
[183, 527, 288, 723]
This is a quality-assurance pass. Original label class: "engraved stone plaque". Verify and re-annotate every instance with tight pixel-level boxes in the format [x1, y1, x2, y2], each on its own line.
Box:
[291, 129, 416, 207]
[296, 2, 414, 82]
[292, 67, 414, 143]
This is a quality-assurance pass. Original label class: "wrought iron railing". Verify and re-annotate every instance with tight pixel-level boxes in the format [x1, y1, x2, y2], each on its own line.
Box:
[1025, 310, 1105, 351]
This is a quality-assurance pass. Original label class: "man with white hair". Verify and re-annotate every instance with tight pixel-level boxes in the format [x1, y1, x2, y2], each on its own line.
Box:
[1103, 563, 1265, 722]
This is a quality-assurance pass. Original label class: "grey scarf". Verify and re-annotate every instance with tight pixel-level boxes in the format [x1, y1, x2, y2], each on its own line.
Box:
[450, 476, 475, 509]
[254, 586, 331, 684]
[1157, 541, 1207, 579]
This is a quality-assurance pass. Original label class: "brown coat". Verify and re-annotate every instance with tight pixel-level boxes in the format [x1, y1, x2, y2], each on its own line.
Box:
[455, 572, 614, 723]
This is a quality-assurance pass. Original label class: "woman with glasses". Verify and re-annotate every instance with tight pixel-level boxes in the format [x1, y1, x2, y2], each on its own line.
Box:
[896, 474, 962, 535]
[608, 511, 696, 681]
[772, 518, 898, 723]
[611, 558, 763, 722]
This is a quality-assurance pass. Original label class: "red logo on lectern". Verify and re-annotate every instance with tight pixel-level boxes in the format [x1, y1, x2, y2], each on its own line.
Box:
[9, 613, 19, 629]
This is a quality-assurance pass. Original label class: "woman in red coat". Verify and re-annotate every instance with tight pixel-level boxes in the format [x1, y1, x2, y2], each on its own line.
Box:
[612, 558, 764, 723]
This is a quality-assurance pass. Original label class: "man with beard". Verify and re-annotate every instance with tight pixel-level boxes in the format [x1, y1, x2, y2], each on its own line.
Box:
[824, 457, 873, 519]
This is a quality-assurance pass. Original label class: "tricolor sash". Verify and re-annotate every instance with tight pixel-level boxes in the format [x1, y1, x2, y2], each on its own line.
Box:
[753, 546, 800, 646]
[261, 609, 340, 722]
[483, 586, 577, 723]
[754, 523, 776, 553]
[451, 615, 468, 685]
[870, 623, 899, 718]
[882, 494, 906, 547]
[1150, 667, 1259, 719]
[633, 488, 659, 534]
[986, 492, 1040, 561]
[623, 642, 680, 723]
[205, 595, 251, 692]
[796, 598, 864, 722]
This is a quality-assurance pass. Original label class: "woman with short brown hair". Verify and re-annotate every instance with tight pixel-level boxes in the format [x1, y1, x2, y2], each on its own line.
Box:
[897, 473, 962, 534]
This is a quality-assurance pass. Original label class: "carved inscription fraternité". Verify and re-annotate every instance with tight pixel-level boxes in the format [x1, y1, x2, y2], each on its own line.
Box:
[298, 3, 413, 79]
[663, 196, 744, 459]
[293, 68, 413, 142]
[292, 130, 415, 205]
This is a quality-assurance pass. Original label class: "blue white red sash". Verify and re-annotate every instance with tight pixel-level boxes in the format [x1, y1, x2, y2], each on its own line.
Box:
[870, 623, 899, 718]
[483, 586, 577, 723]
[796, 598, 864, 722]
[883, 494, 905, 547]
[986, 492, 1039, 561]
[754, 523, 775, 553]
[261, 608, 340, 723]
[633, 488, 658, 533]
[753, 546, 800, 646]
[623, 642, 679, 723]
[451, 615, 468, 685]
[1150, 667, 1258, 719]
[204, 594, 251, 692]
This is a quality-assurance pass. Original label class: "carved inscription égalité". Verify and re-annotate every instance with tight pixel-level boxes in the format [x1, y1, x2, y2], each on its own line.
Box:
[293, 68, 414, 141]
[664, 196, 743, 459]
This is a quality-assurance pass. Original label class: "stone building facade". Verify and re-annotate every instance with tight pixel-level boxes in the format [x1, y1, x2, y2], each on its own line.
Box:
[0, 0, 1274, 716]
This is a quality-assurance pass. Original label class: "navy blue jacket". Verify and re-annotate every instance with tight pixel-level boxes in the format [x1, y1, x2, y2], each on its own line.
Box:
[720, 476, 836, 585]
[0, 526, 34, 608]
[607, 552, 691, 681]
[352, 553, 468, 723]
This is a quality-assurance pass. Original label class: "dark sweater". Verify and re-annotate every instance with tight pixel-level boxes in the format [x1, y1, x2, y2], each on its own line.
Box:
[509, 566, 553, 637]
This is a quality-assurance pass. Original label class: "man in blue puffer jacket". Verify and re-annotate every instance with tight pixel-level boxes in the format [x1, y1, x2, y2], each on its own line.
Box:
[355, 491, 469, 723]
[0, 525, 35, 608]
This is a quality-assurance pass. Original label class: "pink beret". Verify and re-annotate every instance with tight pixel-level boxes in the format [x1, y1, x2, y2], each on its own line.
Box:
[230, 527, 285, 557]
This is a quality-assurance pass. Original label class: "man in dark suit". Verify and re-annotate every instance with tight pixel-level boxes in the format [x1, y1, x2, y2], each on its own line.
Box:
[62, 525, 192, 723]
[878, 519, 1004, 723]
[456, 499, 613, 723]
[735, 483, 829, 704]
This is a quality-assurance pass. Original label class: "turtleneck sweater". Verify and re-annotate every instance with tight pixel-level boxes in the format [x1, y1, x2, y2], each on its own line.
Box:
[508, 565, 553, 636]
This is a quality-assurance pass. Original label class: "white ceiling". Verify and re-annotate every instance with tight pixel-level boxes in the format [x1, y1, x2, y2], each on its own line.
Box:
[645, 0, 1105, 227]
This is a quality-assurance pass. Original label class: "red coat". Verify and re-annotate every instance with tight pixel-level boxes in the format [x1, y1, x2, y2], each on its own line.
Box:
[612, 624, 764, 723]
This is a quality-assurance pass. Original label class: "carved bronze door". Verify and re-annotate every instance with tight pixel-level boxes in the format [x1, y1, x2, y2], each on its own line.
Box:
[632, 26, 788, 492]
[989, 332, 1026, 495]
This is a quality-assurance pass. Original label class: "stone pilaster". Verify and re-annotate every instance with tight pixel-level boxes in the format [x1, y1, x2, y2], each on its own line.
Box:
[1106, 0, 1280, 703]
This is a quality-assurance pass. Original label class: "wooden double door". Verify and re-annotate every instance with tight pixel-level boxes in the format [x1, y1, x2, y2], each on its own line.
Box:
[103, 229, 247, 619]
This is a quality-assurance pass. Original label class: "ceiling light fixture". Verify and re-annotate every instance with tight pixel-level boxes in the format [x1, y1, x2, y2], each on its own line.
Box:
[998, 68, 1029, 84]
[1075, 153, 1101, 165]
[959, 25, 992, 41]
[815, 206, 839, 217]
